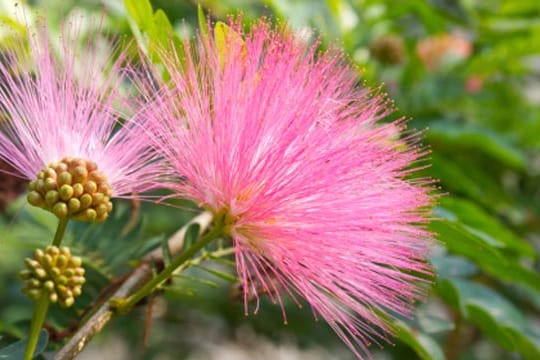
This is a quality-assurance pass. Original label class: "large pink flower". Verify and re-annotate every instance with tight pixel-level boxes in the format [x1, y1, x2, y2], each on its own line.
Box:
[148, 20, 434, 358]
[0, 21, 162, 221]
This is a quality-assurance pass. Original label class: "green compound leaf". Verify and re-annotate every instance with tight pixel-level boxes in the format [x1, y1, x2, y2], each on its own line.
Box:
[439, 197, 535, 258]
[428, 123, 526, 170]
[182, 223, 201, 252]
[0, 329, 48, 359]
[393, 321, 445, 360]
[431, 218, 540, 292]
[438, 279, 540, 359]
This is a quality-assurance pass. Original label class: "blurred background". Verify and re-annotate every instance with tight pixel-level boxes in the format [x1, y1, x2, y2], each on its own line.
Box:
[1, 0, 540, 359]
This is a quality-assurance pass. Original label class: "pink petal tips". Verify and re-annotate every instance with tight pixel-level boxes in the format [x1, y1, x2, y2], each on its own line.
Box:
[0, 20, 162, 220]
[145, 19, 435, 358]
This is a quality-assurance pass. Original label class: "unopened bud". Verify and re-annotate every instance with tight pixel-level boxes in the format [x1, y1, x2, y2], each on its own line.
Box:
[27, 157, 114, 222]
[20, 245, 85, 307]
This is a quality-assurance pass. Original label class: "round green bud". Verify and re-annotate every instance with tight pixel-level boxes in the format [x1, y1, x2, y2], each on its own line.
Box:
[42, 254, 53, 268]
[84, 209, 97, 221]
[33, 268, 47, 279]
[50, 267, 61, 278]
[72, 183, 84, 197]
[44, 177, 57, 191]
[49, 292, 58, 303]
[19, 269, 32, 280]
[92, 193, 104, 205]
[27, 191, 44, 206]
[64, 268, 74, 277]
[28, 180, 37, 191]
[70, 256, 82, 268]
[45, 190, 60, 206]
[47, 246, 60, 256]
[52, 202, 68, 218]
[43, 280, 55, 292]
[68, 198, 81, 213]
[24, 258, 38, 269]
[35, 179, 46, 193]
[80, 194, 93, 209]
[84, 181, 97, 194]
[34, 248, 44, 259]
[45, 168, 57, 179]
[59, 184, 74, 201]
[56, 255, 68, 268]
[58, 172, 72, 186]
[62, 297, 74, 307]
[28, 279, 41, 288]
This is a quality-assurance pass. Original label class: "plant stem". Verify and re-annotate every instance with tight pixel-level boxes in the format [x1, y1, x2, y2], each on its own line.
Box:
[52, 217, 69, 247]
[114, 219, 224, 312]
[24, 217, 69, 358]
[24, 294, 49, 360]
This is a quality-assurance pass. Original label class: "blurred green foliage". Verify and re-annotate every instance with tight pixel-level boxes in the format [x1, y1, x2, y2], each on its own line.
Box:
[1, 0, 540, 359]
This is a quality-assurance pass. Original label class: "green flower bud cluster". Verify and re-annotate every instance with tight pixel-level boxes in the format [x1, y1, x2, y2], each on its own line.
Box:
[27, 157, 113, 222]
[20, 246, 85, 307]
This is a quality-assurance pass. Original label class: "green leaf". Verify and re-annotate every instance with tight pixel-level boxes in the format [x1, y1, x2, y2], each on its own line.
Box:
[198, 4, 209, 38]
[183, 223, 201, 251]
[440, 197, 535, 257]
[123, 0, 154, 32]
[0, 329, 48, 359]
[428, 123, 527, 170]
[213, 21, 247, 69]
[194, 265, 238, 283]
[431, 253, 478, 278]
[437, 279, 540, 358]
[173, 274, 219, 288]
[161, 234, 172, 267]
[431, 219, 540, 292]
[151, 9, 174, 46]
[393, 321, 445, 360]
[427, 153, 505, 208]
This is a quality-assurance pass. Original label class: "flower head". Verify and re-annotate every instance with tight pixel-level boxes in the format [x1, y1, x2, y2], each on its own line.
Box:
[148, 19, 434, 358]
[416, 32, 472, 71]
[0, 20, 162, 221]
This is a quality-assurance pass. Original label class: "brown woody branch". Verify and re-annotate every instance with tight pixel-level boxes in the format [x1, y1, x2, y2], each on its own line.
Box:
[54, 211, 213, 360]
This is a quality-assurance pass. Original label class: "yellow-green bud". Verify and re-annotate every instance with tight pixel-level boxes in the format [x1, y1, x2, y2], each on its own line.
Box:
[49, 292, 58, 303]
[27, 191, 43, 206]
[58, 172, 72, 186]
[44, 177, 57, 191]
[84, 181, 97, 194]
[72, 183, 84, 197]
[53, 202, 68, 218]
[68, 198, 80, 213]
[27, 157, 114, 222]
[45, 190, 59, 206]
[20, 245, 85, 307]
[59, 184, 74, 201]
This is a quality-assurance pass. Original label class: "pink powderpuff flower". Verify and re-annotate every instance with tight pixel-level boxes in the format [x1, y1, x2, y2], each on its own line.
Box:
[0, 20, 163, 222]
[146, 19, 434, 358]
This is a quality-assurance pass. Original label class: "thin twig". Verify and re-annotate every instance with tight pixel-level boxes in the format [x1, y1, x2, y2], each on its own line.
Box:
[54, 211, 213, 360]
